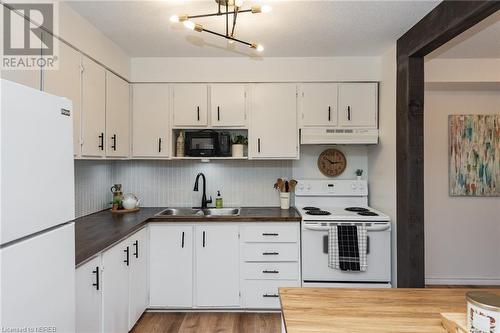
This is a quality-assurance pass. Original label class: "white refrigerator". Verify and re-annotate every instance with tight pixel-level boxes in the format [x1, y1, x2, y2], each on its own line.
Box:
[0, 79, 76, 332]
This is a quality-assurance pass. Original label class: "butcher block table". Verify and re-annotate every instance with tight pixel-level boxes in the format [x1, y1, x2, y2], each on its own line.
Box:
[279, 288, 500, 333]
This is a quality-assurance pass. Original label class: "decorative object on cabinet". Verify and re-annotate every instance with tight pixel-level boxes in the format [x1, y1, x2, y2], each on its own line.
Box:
[449, 115, 499, 197]
[355, 169, 364, 180]
[176, 131, 185, 157]
[122, 193, 140, 210]
[232, 134, 248, 157]
[169, 0, 271, 52]
[274, 178, 297, 209]
[317, 148, 347, 177]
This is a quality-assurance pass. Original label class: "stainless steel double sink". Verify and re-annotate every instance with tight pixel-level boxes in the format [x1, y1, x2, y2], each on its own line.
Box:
[155, 207, 241, 217]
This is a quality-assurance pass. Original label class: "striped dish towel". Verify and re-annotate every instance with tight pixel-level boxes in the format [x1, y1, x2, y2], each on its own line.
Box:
[328, 225, 367, 271]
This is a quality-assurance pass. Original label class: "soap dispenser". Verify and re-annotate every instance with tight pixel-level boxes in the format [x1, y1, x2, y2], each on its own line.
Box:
[215, 190, 223, 208]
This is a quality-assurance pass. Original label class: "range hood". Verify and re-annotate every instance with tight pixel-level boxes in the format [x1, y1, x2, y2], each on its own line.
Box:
[300, 128, 379, 144]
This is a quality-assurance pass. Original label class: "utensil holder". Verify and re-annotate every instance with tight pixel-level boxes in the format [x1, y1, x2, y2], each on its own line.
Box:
[280, 192, 290, 210]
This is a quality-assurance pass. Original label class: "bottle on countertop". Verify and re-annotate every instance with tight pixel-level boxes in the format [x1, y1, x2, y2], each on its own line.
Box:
[176, 131, 185, 157]
[215, 190, 223, 209]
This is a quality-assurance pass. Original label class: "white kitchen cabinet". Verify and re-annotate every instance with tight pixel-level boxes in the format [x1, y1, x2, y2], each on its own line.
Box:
[338, 83, 378, 128]
[132, 84, 169, 158]
[76, 256, 102, 333]
[149, 225, 193, 307]
[102, 238, 130, 333]
[249, 84, 298, 159]
[81, 56, 106, 157]
[106, 71, 130, 158]
[300, 83, 338, 127]
[43, 41, 82, 157]
[172, 84, 208, 127]
[210, 84, 246, 127]
[129, 228, 149, 329]
[195, 224, 240, 307]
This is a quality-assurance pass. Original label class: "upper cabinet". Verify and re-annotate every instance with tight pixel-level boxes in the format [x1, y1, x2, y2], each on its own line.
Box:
[210, 84, 247, 127]
[172, 84, 208, 127]
[43, 42, 82, 157]
[105, 71, 130, 158]
[132, 84, 170, 158]
[81, 56, 106, 158]
[300, 83, 338, 127]
[338, 83, 378, 128]
[249, 84, 298, 159]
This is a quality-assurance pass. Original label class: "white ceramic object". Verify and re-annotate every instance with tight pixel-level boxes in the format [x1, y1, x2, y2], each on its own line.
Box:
[280, 192, 290, 210]
[467, 291, 500, 333]
[232, 144, 244, 158]
[122, 193, 140, 210]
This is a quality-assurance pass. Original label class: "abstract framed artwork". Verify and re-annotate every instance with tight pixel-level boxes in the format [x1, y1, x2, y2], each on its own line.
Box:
[449, 114, 499, 197]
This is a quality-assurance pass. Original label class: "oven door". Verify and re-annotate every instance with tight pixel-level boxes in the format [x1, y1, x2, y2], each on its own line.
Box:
[301, 221, 391, 283]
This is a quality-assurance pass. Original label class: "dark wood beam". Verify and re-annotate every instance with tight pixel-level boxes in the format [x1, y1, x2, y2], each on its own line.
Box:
[396, 1, 500, 288]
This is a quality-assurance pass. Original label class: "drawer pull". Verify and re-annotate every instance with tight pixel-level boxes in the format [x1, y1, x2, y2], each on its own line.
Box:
[262, 270, 279, 274]
[262, 252, 279, 255]
[263, 293, 279, 298]
[262, 233, 279, 236]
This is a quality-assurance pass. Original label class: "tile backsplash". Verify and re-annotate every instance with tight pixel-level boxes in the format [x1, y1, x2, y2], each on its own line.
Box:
[75, 160, 114, 218]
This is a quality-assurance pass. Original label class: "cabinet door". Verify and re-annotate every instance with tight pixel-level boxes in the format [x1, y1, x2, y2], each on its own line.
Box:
[249, 84, 298, 159]
[149, 225, 193, 307]
[43, 42, 82, 157]
[106, 71, 130, 158]
[211, 84, 246, 127]
[132, 84, 169, 158]
[172, 84, 208, 127]
[338, 83, 378, 128]
[76, 256, 102, 333]
[102, 239, 130, 333]
[300, 83, 338, 127]
[81, 56, 106, 157]
[195, 224, 240, 307]
[129, 228, 149, 329]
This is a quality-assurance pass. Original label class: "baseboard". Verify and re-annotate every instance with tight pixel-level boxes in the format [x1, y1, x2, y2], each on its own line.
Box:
[425, 277, 500, 286]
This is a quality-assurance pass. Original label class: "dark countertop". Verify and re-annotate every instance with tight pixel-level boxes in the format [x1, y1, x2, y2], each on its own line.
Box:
[75, 207, 301, 267]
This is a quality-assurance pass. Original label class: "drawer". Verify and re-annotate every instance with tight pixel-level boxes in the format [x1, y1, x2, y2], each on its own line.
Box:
[242, 280, 300, 309]
[242, 225, 298, 243]
[242, 262, 299, 280]
[242, 243, 299, 262]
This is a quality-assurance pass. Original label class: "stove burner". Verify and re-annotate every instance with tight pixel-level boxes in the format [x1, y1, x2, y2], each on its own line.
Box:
[303, 207, 320, 211]
[345, 207, 369, 212]
[305, 210, 331, 216]
[357, 211, 379, 216]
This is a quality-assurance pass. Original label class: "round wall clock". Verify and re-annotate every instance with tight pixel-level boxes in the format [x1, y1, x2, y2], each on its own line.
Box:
[317, 148, 347, 177]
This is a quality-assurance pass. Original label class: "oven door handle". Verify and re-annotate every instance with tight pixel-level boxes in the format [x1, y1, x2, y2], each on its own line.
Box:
[304, 224, 390, 232]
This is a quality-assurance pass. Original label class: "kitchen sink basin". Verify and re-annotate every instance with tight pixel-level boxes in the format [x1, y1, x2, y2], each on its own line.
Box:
[155, 207, 241, 217]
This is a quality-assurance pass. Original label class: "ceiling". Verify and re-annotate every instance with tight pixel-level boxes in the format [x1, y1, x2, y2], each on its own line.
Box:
[427, 10, 500, 59]
[66, 0, 440, 58]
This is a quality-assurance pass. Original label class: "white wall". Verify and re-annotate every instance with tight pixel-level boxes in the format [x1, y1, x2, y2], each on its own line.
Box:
[424, 86, 500, 285]
[367, 45, 397, 286]
[425, 58, 500, 83]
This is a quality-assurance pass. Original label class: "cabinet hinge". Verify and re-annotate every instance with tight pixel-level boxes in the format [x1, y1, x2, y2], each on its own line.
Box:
[302, 92, 304, 98]
[239, 291, 241, 298]
[238, 232, 240, 239]
[80, 64, 84, 74]
[244, 91, 247, 98]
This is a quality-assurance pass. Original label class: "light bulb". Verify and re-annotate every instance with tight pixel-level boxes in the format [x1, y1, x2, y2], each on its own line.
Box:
[256, 44, 264, 52]
[261, 5, 272, 13]
[228, 39, 235, 44]
[235, 0, 243, 7]
[183, 20, 195, 30]
[170, 15, 180, 23]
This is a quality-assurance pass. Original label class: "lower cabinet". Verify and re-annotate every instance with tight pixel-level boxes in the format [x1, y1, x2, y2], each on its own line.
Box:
[76, 227, 148, 333]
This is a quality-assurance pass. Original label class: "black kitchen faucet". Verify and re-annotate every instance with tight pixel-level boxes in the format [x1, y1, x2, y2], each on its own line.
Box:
[193, 172, 212, 208]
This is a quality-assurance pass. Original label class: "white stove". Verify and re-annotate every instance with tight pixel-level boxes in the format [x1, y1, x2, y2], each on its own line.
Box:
[295, 179, 392, 288]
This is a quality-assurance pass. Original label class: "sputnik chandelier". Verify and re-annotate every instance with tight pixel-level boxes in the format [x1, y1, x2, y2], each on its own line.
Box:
[170, 0, 272, 52]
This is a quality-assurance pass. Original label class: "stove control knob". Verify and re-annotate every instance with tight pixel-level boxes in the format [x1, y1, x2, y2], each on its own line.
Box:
[351, 184, 357, 190]
[305, 185, 311, 191]
[358, 184, 365, 190]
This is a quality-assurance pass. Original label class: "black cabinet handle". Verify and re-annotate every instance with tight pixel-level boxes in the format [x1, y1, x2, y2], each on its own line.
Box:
[133, 240, 139, 258]
[328, 106, 331, 121]
[158, 138, 162, 153]
[202, 231, 206, 248]
[124, 246, 129, 266]
[257, 138, 261, 153]
[262, 233, 278, 236]
[262, 270, 279, 274]
[181, 231, 185, 248]
[111, 134, 117, 151]
[197, 106, 200, 121]
[262, 252, 279, 256]
[98, 133, 104, 150]
[263, 294, 279, 298]
[92, 266, 99, 290]
[347, 106, 351, 121]
[367, 236, 370, 254]
[217, 106, 220, 121]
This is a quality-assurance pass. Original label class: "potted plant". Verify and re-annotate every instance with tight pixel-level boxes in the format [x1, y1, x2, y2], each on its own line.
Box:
[355, 169, 363, 180]
[110, 197, 122, 211]
[231, 135, 248, 158]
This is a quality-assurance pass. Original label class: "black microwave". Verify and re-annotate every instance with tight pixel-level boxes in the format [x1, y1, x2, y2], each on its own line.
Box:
[185, 130, 231, 157]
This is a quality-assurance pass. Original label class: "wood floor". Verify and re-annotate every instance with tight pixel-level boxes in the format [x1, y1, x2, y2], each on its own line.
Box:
[131, 312, 281, 333]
